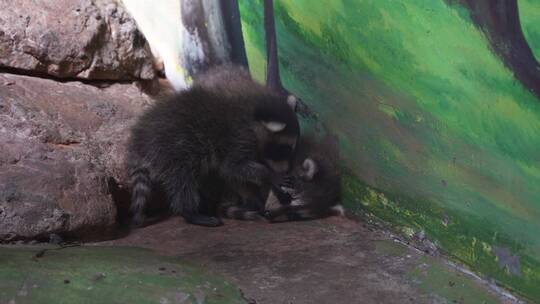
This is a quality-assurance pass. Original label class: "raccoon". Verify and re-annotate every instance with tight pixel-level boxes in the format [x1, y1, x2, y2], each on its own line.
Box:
[220, 134, 344, 222]
[127, 65, 299, 227]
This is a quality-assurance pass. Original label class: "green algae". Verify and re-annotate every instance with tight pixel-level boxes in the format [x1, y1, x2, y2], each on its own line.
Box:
[0, 246, 245, 304]
[374, 240, 503, 303]
[408, 256, 502, 304]
[343, 173, 540, 301]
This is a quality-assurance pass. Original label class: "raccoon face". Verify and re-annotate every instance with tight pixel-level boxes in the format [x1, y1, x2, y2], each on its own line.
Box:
[263, 157, 344, 222]
[254, 95, 300, 174]
[262, 140, 296, 174]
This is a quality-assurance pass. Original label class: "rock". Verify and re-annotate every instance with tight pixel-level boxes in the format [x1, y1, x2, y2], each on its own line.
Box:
[0, 73, 153, 241]
[0, 0, 156, 81]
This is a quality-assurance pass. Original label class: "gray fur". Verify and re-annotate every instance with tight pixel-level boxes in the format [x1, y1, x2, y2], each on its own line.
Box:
[127, 65, 299, 227]
[221, 134, 343, 222]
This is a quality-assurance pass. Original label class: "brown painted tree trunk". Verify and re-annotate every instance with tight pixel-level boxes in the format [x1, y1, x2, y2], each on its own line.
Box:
[220, 0, 248, 67]
[264, 0, 287, 95]
[455, 0, 540, 99]
[262, 0, 314, 118]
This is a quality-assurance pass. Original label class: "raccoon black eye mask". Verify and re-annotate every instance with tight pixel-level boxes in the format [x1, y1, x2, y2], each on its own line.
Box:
[262, 157, 344, 222]
[220, 134, 344, 223]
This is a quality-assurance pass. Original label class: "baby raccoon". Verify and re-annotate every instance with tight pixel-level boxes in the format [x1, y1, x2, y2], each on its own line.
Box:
[127, 65, 299, 227]
[220, 134, 344, 222]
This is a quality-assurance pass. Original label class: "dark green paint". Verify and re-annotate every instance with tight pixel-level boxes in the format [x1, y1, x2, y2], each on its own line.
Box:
[239, 0, 540, 300]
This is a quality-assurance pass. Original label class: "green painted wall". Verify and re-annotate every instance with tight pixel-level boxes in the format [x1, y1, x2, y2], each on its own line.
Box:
[239, 0, 540, 300]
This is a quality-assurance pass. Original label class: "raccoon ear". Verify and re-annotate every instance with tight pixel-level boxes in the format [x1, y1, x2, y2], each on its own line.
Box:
[330, 204, 345, 216]
[302, 158, 318, 180]
[262, 121, 287, 133]
[287, 95, 297, 112]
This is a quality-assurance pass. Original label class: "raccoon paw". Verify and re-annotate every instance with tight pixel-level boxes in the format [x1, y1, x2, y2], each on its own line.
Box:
[271, 173, 295, 189]
[273, 186, 293, 206]
[281, 174, 296, 188]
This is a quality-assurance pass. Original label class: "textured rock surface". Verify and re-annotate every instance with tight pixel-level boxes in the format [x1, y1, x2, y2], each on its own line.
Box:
[100, 217, 517, 304]
[0, 73, 152, 241]
[0, 0, 155, 80]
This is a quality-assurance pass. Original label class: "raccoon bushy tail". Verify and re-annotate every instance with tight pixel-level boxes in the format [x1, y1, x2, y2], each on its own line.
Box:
[129, 167, 152, 226]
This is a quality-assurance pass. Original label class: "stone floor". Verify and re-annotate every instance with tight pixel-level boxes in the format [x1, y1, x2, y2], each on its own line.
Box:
[98, 216, 520, 304]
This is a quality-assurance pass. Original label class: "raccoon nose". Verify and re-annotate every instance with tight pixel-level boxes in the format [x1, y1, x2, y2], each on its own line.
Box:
[263, 210, 273, 219]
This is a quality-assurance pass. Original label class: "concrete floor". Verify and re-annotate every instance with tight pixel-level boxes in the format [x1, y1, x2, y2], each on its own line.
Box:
[99, 216, 520, 304]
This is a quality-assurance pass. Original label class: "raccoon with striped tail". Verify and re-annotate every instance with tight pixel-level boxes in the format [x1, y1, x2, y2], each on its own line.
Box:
[127, 65, 299, 227]
[220, 134, 344, 222]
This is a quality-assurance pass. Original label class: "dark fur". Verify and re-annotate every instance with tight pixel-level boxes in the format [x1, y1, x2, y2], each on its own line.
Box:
[221, 134, 343, 222]
[127, 65, 299, 227]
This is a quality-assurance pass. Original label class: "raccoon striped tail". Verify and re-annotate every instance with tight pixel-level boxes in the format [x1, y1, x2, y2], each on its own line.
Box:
[129, 167, 152, 226]
[219, 205, 263, 221]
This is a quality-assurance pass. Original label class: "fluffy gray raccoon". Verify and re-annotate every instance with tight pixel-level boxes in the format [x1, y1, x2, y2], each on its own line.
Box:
[220, 134, 344, 222]
[127, 65, 299, 227]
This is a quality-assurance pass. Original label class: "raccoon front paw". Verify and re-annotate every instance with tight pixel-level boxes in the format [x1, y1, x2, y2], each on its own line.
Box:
[280, 174, 295, 188]
[271, 173, 294, 191]
[272, 186, 292, 206]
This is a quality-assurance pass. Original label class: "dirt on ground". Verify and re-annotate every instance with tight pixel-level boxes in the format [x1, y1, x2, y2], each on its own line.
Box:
[98, 216, 516, 304]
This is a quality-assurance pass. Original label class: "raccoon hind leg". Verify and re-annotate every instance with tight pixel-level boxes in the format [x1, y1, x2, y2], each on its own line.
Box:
[166, 177, 223, 227]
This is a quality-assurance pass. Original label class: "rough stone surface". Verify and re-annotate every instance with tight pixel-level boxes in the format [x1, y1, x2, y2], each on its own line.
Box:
[0, 73, 153, 241]
[0, 0, 155, 80]
[100, 217, 519, 304]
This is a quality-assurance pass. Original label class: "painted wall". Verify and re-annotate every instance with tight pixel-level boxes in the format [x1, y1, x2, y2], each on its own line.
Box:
[239, 0, 540, 300]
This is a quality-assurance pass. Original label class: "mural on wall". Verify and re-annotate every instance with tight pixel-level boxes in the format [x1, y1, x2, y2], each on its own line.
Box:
[455, 0, 540, 99]
[237, 0, 540, 300]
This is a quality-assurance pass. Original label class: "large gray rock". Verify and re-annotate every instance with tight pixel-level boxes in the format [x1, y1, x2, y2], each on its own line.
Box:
[0, 0, 156, 80]
[0, 73, 153, 241]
